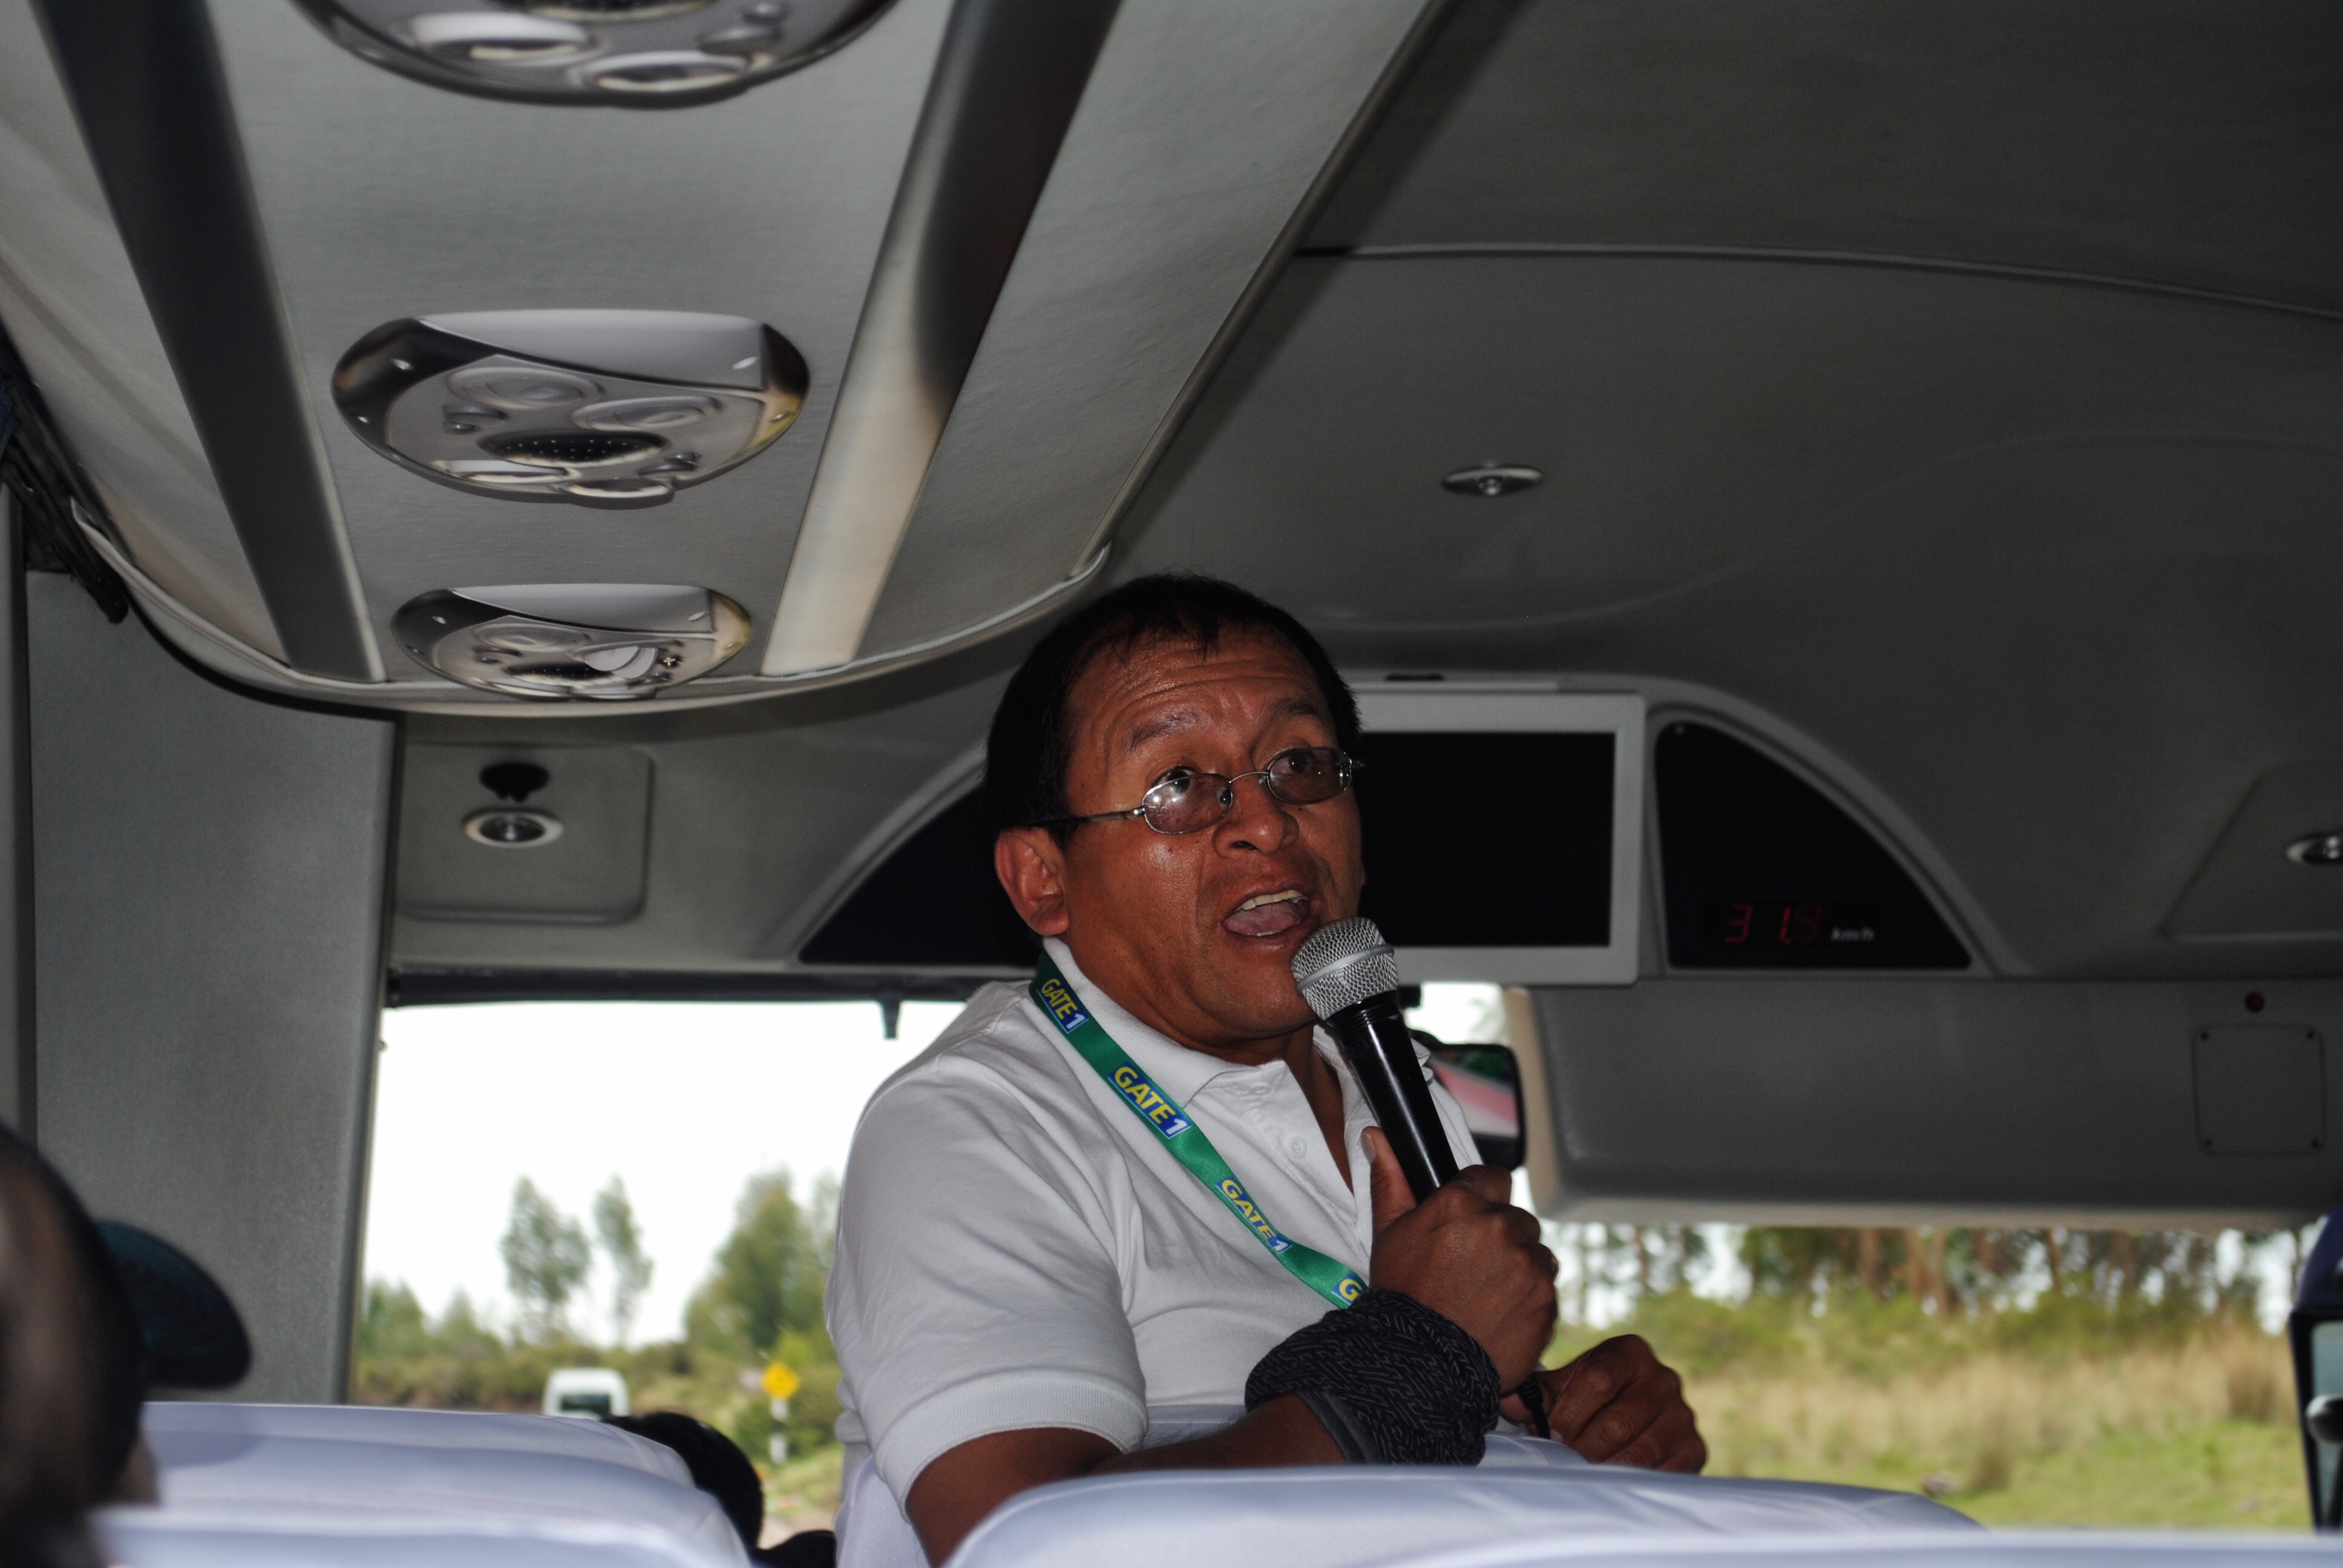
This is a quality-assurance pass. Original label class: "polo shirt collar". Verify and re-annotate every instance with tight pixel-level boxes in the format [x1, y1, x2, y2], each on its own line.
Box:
[1040, 938, 1286, 1106]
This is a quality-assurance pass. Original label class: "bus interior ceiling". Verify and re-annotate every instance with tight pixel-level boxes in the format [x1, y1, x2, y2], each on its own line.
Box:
[1, 0, 2341, 1399]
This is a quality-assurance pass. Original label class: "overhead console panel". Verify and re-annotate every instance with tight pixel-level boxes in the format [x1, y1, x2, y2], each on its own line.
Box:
[1, 0, 1442, 711]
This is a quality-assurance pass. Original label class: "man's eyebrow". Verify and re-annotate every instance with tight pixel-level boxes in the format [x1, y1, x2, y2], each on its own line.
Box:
[1265, 693, 1328, 726]
[1124, 710, 1202, 750]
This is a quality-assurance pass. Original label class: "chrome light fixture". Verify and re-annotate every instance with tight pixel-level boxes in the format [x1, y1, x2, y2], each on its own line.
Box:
[2290, 832, 2343, 867]
[294, 0, 896, 103]
[1441, 464, 1543, 498]
[335, 311, 807, 509]
[465, 808, 564, 846]
[395, 583, 752, 699]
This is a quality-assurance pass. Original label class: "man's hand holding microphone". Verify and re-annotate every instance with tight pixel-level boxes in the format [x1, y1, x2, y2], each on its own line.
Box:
[1362, 1126, 1706, 1471]
[1298, 918, 1706, 1475]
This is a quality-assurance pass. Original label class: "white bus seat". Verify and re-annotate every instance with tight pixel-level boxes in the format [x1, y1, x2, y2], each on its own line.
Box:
[1365, 1530, 2340, 1568]
[837, 1404, 1962, 1568]
[947, 1470, 1973, 1568]
[144, 1402, 694, 1485]
[97, 1508, 742, 1568]
[142, 1402, 743, 1562]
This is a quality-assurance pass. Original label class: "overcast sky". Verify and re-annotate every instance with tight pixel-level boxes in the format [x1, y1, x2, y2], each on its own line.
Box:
[363, 985, 1511, 1344]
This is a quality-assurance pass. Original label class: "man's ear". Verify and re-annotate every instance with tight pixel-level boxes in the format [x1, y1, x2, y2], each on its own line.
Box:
[994, 827, 1072, 936]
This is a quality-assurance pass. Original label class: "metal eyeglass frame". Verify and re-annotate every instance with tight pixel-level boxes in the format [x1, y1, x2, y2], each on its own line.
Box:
[1029, 747, 1362, 835]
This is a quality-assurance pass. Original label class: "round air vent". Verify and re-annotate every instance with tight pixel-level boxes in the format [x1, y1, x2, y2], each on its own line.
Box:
[294, 0, 894, 104]
[333, 311, 806, 509]
[395, 584, 752, 699]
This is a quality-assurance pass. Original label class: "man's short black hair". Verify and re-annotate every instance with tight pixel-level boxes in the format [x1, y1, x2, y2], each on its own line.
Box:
[985, 573, 1360, 835]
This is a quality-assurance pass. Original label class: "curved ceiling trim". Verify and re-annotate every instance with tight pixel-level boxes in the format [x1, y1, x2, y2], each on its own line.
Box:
[85, 507, 1104, 714]
[761, 0, 1122, 675]
[1068, 0, 1461, 575]
[31, 0, 382, 681]
[1302, 242, 2343, 327]
[757, 742, 986, 962]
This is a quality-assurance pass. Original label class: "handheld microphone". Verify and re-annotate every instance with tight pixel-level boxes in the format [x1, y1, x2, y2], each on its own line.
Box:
[1291, 917, 1458, 1203]
[1293, 916, 1552, 1439]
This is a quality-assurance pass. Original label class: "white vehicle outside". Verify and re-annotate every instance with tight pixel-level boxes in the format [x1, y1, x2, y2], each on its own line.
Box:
[543, 1367, 631, 1421]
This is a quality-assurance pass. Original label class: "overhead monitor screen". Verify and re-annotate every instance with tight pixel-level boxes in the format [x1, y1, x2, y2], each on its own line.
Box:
[1356, 731, 1614, 947]
[1352, 690, 1643, 985]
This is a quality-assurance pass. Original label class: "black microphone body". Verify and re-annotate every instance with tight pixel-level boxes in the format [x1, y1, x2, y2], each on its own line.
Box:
[1292, 919, 1458, 1202]
[1293, 916, 1552, 1437]
[1331, 991, 1457, 1201]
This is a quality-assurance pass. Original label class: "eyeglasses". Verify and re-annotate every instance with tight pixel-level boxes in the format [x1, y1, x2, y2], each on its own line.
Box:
[1034, 746, 1361, 836]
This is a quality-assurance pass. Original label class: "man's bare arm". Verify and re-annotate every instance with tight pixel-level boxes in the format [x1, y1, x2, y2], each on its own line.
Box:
[906, 1394, 1339, 1564]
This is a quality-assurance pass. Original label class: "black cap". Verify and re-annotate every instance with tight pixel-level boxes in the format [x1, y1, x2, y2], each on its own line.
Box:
[94, 1221, 250, 1390]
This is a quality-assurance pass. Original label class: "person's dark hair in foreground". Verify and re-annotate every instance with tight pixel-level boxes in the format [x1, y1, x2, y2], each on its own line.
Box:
[0, 1124, 250, 1568]
[605, 1411, 836, 1568]
[0, 1127, 146, 1568]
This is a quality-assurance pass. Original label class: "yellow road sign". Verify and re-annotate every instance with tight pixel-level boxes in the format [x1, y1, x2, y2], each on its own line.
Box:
[761, 1361, 801, 1402]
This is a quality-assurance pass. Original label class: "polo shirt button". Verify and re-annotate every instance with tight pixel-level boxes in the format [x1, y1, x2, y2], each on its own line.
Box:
[1287, 1137, 1307, 1157]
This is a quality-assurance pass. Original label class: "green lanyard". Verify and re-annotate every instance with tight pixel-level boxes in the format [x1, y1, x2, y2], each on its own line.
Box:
[1032, 954, 1366, 1311]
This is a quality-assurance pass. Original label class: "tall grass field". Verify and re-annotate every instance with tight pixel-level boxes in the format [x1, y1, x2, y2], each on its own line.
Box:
[1561, 1285, 2309, 1530]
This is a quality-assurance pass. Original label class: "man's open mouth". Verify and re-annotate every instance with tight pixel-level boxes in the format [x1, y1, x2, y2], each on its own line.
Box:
[1222, 888, 1311, 938]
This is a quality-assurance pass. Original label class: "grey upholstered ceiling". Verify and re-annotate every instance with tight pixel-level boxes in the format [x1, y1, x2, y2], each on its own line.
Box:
[10, 0, 2342, 991]
[375, 0, 2343, 991]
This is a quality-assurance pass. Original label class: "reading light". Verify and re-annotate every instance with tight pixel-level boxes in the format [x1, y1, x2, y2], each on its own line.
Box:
[465, 808, 564, 847]
[2289, 832, 2343, 866]
[395, 583, 751, 699]
[334, 312, 805, 509]
[1441, 464, 1543, 498]
[293, 0, 894, 103]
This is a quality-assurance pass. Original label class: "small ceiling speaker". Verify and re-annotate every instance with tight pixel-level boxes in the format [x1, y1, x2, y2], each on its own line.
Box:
[395, 584, 752, 699]
[334, 312, 807, 508]
[295, 0, 896, 104]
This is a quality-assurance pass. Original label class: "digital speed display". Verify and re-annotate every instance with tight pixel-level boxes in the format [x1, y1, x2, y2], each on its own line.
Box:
[1704, 901, 1881, 952]
[1659, 722, 1969, 970]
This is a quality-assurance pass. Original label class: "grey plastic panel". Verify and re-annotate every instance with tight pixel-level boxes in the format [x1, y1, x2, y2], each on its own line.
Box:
[1307, 0, 2343, 313]
[851, 0, 1435, 658]
[2194, 1026, 2325, 1157]
[0, 0, 283, 659]
[0, 504, 28, 1131]
[1529, 978, 2343, 1226]
[28, 573, 394, 1401]
[398, 743, 651, 924]
[1116, 255, 2343, 979]
[2168, 764, 2343, 939]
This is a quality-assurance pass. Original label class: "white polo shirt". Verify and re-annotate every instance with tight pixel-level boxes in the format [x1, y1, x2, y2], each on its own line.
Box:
[827, 938, 1477, 1512]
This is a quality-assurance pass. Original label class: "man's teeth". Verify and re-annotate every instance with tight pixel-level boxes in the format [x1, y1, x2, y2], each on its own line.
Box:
[1238, 890, 1305, 911]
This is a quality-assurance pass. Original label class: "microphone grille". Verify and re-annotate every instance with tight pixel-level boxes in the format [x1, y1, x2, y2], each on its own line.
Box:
[1291, 917, 1400, 1019]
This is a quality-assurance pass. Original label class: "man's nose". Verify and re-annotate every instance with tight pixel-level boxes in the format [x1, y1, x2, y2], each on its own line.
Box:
[1216, 771, 1294, 852]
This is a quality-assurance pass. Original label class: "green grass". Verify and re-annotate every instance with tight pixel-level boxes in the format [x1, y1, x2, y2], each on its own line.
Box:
[1952, 1420, 2306, 1530]
[1722, 1417, 2307, 1530]
[1585, 1292, 2319, 1531]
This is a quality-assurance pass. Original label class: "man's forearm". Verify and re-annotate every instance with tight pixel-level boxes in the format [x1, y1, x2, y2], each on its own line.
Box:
[908, 1397, 1340, 1563]
[1093, 1393, 1342, 1474]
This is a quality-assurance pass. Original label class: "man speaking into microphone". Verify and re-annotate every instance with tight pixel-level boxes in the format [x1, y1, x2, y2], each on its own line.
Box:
[827, 575, 1703, 1567]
